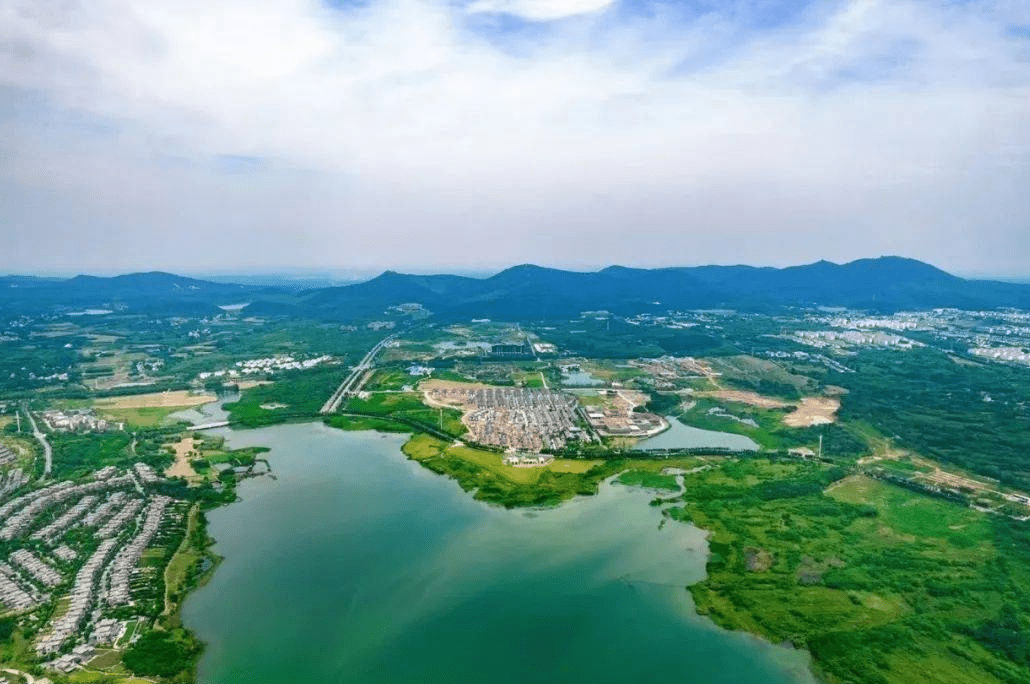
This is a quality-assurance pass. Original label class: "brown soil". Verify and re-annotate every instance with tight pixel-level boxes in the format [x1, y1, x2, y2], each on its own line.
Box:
[783, 397, 840, 427]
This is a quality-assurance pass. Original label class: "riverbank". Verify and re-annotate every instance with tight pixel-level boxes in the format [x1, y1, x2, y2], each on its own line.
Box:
[164, 397, 1030, 684]
[180, 420, 817, 684]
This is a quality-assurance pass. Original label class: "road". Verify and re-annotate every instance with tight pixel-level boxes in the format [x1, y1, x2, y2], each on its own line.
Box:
[3, 668, 40, 684]
[24, 409, 52, 479]
[320, 336, 394, 414]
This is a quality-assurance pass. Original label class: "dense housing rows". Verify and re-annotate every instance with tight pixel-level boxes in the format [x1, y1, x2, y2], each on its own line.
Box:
[0, 464, 184, 664]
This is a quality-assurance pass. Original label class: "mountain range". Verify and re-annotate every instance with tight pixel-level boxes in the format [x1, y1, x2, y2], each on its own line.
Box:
[3, 257, 1030, 319]
[279, 257, 1030, 320]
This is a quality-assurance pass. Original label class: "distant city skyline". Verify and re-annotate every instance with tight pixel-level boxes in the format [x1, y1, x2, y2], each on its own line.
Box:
[2, 0, 1028, 277]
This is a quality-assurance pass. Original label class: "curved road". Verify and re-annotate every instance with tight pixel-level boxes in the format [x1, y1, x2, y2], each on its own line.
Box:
[24, 410, 52, 479]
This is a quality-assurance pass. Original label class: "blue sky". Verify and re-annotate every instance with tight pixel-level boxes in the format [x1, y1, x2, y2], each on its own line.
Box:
[0, 0, 1028, 276]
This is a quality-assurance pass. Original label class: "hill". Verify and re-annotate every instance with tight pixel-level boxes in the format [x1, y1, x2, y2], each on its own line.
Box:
[6, 258, 1029, 320]
[282, 257, 1030, 320]
[0, 271, 261, 316]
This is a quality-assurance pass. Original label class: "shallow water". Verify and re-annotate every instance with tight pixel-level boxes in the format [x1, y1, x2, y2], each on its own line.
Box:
[638, 416, 760, 451]
[182, 421, 812, 684]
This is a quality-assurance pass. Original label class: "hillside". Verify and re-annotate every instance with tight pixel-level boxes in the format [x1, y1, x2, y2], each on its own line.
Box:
[0, 271, 261, 316]
[6, 258, 1029, 320]
[281, 257, 1030, 320]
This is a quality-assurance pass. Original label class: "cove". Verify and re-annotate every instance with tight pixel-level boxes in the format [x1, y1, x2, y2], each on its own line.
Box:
[181, 421, 815, 684]
[638, 416, 760, 451]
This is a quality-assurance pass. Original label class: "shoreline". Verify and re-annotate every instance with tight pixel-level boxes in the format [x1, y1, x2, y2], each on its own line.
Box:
[177, 416, 821, 684]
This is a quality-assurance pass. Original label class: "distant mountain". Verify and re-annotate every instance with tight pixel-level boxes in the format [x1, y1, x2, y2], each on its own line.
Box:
[282, 257, 1030, 320]
[6, 258, 1029, 320]
[0, 271, 261, 316]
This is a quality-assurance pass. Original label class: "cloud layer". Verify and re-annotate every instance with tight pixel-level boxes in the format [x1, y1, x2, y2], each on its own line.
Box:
[1, 0, 1028, 275]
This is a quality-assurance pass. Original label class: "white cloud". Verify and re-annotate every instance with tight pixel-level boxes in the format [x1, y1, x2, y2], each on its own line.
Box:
[466, 0, 616, 21]
[0, 0, 1028, 275]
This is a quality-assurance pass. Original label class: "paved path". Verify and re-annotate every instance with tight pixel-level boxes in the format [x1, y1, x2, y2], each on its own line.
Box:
[3, 667, 38, 683]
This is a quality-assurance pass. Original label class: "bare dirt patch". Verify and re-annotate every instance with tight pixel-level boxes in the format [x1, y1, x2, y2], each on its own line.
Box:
[95, 391, 216, 410]
[745, 547, 774, 572]
[420, 379, 495, 408]
[783, 397, 840, 427]
[697, 390, 790, 409]
[237, 380, 272, 390]
[165, 436, 199, 479]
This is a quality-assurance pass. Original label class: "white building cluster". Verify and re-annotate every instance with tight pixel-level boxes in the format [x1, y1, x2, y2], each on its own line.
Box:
[98, 498, 144, 538]
[40, 409, 123, 433]
[36, 538, 118, 654]
[89, 618, 125, 645]
[0, 456, 183, 663]
[0, 475, 133, 540]
[32, 495, 98, 543]
[427, 386, 580, 452]
[10, 549, 63, 588]
[107, 496, 171, 605]
[0, 562, 38, 611]
[198, 354, 332, 381]
[133, 462, 159, 483]
[794, 330, 922, 351]
[970, 346, 1030, 367]
[81, 491, 129, 528]
[0, 467, 29, 499]
[53, 545, 78, 563]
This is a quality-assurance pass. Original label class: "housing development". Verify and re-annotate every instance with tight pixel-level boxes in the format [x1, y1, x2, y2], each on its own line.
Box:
[2, 259, 1030, 684]
[0, 462, 183, 672]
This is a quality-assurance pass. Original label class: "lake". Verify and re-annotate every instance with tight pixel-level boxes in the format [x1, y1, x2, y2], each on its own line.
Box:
[638, 416, 760, 451]
[560, 369, 604, 386]
[182, 421, 812, 684]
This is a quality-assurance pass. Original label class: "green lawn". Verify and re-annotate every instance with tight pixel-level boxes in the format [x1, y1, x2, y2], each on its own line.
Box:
[672, 463, 1030, 684]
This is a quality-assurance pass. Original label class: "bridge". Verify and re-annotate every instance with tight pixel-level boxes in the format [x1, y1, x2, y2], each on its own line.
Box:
[320, 336, 394, 415]
[190, 421, 230, 430]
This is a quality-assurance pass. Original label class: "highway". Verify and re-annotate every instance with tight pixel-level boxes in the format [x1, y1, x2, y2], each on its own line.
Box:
[320, 336, 393, 415]
[24, 409, 52, 479]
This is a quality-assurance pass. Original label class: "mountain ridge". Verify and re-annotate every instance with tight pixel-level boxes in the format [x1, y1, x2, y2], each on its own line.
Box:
[287, 256, 1030, 320]
[4, 257, 1029, 319]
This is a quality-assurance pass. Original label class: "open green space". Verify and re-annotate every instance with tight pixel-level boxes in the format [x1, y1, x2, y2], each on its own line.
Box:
[224, 366, 346, 426]
[363, 367, 414, 391]
[400, 433, 619, 506]
[673, 397, 870, 459]
[828, 348, 1030, 490]
[670, 461, 1030, 684]
[345, 392, 467, 437]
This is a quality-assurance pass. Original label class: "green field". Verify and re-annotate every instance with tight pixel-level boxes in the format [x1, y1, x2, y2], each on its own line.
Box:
[345, 392, 467, 436]
[363, 368, 414, 391]
[95, 406, 188, 427]
[401, 433, 618, 506]
[671, 462, 1030, 684]
[324, 414, 411, 433]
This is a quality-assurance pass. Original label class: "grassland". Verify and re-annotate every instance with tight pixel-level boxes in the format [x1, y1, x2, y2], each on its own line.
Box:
[364, 368, 414, 391]
[669, 460, 1030, 684]
[345, 392, 467, 436]
[673, 397, 870, 460]
[163, 504, 211, 620]
[224, 366, 346, 426]
[324, 414, 412, 433]
[400, 433, 618, 506]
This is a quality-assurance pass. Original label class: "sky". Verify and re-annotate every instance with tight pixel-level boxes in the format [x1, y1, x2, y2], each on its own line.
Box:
[1, 0, 1028, 277]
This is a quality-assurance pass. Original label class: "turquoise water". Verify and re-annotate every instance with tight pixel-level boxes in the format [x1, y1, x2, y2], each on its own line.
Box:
[169, 397, 234, 425]
[561, 370, 604, 386]
[182, 422, 812, 684]
[638, 416, 760, 451]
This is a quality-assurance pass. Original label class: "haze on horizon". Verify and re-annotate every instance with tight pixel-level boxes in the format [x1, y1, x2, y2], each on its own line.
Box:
[1, 0, 1029, 277]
